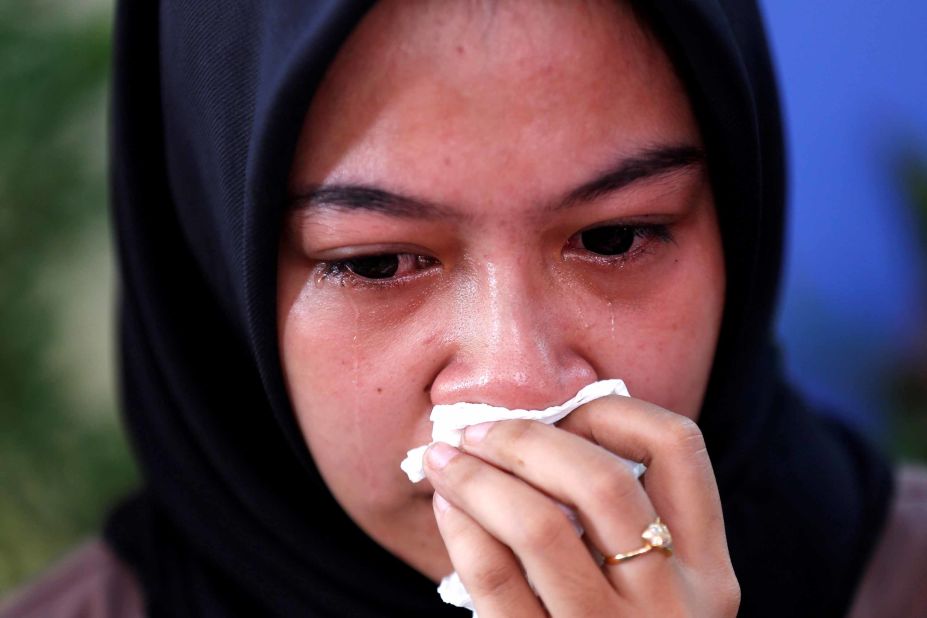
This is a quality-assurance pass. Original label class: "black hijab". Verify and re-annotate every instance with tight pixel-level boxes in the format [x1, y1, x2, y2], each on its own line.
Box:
[105, 1, 893, 616]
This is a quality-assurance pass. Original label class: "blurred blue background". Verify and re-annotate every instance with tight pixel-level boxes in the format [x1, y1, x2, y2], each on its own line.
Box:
[1, 0, 925, 596]
[760, 0, 927, 434]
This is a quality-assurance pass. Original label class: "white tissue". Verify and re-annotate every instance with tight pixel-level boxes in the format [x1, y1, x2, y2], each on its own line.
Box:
[400, 379, 639, 482]
[437, 572, 477, 613]
[399, 379, 645, 615]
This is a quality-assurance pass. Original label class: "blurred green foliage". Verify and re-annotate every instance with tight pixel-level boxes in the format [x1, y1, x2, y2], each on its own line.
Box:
[888, 150, 927, 463]
[0, 0, 137, 594]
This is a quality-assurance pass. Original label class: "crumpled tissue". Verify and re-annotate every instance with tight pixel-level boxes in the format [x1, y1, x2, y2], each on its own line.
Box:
[399, 379, 646, 615]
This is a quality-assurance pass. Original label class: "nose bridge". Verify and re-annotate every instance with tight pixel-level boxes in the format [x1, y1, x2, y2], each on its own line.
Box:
[481, 260, 535, 359]
[470, 262, 540, 370]
[430, 254, 596, 409]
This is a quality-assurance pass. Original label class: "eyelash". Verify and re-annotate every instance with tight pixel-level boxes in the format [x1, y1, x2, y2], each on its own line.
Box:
[315, 223, 674, 287]
[316, 254, 439, 288]
[564, 223, 674, 265]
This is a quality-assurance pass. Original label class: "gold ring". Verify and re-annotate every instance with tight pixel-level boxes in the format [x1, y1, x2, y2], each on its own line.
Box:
[603, 517, 673, 565]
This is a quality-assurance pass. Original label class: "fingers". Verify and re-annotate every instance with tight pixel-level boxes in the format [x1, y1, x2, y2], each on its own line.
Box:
[426, 443, 623, 618]
[426, 396, 737, 616]
[431, 493, 546, 618]
[457, 418, 678, 595]
[557, 396, 730, 571]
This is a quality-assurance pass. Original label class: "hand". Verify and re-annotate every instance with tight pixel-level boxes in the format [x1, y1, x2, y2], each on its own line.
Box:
[423, 395, 740, 617]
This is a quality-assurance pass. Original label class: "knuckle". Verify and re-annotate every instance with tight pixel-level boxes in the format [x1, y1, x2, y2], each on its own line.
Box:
[694, 568, 740, 618]
[497, 420, 539, 470]
[449, 455, 481, 487]
[718, 573, 742, 617]
[665, 416, 706, 455]
[501, 419, 537, 446]
[512, 506, 570, 553]
[465, 560, 520, 597]
[584, 466, 638, 510]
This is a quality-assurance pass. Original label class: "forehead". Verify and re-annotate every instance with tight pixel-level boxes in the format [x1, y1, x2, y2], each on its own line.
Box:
[290, 0, 700, 212]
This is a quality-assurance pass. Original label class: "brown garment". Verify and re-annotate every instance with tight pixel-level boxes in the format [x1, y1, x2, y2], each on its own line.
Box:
[848, 465, 927, 618]
[0, 540, 143, 618]
[2, 466, 926, 618]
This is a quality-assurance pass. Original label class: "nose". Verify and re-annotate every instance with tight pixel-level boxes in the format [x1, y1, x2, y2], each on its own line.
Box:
[428, 260, 597, 410]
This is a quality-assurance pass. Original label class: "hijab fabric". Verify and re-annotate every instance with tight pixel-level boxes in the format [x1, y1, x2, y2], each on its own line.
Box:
[105, 1, 893, 616]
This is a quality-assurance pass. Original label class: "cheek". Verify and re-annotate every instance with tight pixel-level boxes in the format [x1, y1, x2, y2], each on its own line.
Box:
[634, 265, 723, 419]
[562, 214, 724, 419]
[276, 260, 441, 513]
[609, 287, 723, 419]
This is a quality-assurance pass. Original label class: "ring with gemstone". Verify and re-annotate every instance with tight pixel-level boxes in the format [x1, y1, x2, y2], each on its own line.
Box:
[603, 517, 673, 565]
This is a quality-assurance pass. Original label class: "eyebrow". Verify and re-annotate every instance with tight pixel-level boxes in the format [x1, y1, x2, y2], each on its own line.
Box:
[289, 185, 456, 219]
[287, 144, 705, 218]
[557, 144, 705, 210]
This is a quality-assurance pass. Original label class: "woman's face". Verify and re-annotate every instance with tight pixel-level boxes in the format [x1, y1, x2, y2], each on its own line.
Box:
[278, 0, 724, 578]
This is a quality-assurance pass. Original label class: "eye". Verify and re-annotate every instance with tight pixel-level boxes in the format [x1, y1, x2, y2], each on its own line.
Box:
[579, 225, 636, 255]
[566, 223, 673, 259]
[344, 254, 402, 279]
[324, 253, 439, 283]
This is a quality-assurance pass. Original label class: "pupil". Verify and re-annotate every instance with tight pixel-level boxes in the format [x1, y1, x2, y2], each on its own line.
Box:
[346, 254, 399, 279]
[581, 226, 634, 255]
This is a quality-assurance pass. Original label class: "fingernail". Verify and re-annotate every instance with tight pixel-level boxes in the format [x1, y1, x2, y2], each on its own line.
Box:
[426, 442, 459, 469]
[464, 422, 493, 445]
[434, 493, 450, 513]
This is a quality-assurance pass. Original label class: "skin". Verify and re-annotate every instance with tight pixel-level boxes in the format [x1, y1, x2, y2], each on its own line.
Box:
[278, 0, 738, 615]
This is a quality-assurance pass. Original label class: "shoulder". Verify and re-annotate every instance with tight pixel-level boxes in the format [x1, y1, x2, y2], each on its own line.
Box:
[848, 465, 927, 618]
[0, 538, 144, 618]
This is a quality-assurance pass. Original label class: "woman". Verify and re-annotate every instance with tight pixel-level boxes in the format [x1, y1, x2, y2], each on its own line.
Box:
[3, 0, 924, 616]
